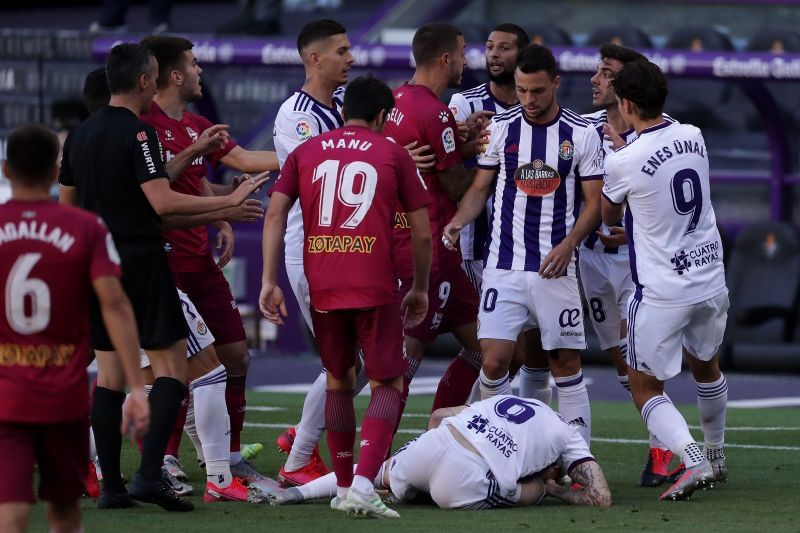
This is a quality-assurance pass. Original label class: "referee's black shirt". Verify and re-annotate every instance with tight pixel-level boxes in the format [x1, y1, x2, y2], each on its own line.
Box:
[59, 104, 167, 255]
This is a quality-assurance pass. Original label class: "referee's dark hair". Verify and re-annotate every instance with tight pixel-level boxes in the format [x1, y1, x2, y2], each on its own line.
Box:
[106, 43, 154, 94]
[599, 43, 647, 66]
[342, 75, 394, 124]
[612, 60, 668, 120]
[297, 19, 347, 54]
[83, 67, 111, 113]
[412, 22, 463, 66]
[3, 124, 60, 187]
[140, 35, 194, 90]
[517, 44, 558, 79]
[492, 23, 530, 50]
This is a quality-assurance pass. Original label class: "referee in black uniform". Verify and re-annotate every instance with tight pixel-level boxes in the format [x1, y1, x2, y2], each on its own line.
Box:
[59, 43, 266, 512]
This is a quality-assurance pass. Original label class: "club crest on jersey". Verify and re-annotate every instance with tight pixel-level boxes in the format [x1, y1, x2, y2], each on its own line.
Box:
[442, 127, 456, 154]
[197, 321, 208, 335]
[295, 121, 312, 141]
[438, 111, 449, 123]
[558, 140, 574, 160]
[513, 159, 561, 196]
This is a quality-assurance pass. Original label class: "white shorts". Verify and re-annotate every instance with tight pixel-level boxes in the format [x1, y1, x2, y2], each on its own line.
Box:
[389, 427, 521, 509]
[461, 259, 484, 294]
[627, 290, 729, 380]
[578, 251, 634, 350]
[139, 289, 215, 368]
[478, 268, 586, 351]
[285, 261, 313, 332]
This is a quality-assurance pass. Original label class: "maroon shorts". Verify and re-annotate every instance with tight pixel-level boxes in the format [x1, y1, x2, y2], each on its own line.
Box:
[173, 267, 247, 345]
[0, 419, 88, 504]
[311, 303, 405, 381]
[400, 267, 479, 343]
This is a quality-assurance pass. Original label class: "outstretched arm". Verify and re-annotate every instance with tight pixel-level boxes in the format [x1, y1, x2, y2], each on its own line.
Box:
[544, 460, 612, 507]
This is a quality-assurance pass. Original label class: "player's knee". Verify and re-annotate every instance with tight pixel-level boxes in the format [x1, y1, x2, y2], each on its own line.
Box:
[215, 341, 250, 373]
[0, 504, 30, 533]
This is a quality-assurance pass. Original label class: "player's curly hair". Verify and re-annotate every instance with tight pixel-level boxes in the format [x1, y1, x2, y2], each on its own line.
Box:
[612, 60, 668, 119]
[599, 43, 647, 65]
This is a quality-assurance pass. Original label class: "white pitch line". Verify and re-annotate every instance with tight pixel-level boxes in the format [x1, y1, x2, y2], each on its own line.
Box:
[242, 422, 800, 451]
[728, 397, 800, 409]
[247, 406, 285, 412]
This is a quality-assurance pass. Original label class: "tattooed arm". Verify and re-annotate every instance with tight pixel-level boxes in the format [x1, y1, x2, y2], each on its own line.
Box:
[544, 460, 612, 508]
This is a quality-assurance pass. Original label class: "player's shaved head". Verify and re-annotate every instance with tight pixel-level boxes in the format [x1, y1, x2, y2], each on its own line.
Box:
[412, 22, 463, 66]
[599, 43, 647, 65]
[83, 67, 111, 113]
[3, 124, 60, 186]
[105, 43, 154, 94]
[140, 35, 195, 89]
[297, 19, 347, 54]
[612, 60, 668, 119]
[517, 44, 558, 79]
[343, 75, 394, 125]
[492, 23, 530, 49]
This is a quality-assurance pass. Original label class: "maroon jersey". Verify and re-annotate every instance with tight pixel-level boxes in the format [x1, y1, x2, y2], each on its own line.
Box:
[0, 200, 121, 423]
[382, 83, 463, 278]
[140, 101, 237, 272]
[271, 124, 430, 311]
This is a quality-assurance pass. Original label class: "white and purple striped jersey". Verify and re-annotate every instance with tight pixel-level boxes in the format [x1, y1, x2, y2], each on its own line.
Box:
[581, 110, 676, 255]
[602, 121, 726, 306]
[448, 83, 514, 261]
[477, 106, 604, 275]
[443, 395, 593, 499]
[273, 86, 345, 264]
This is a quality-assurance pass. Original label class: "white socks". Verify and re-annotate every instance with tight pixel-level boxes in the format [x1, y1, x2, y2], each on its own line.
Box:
[696, 374, 727, 448]
[641, 394, 701, 466]
[185, 388, 205, 464]
[518, 366, 552, 405]
[479, 369, 512, 399]
[191, 365, 231, 485]
[554, 371, 591, 445]
[297, 472, 338, 500]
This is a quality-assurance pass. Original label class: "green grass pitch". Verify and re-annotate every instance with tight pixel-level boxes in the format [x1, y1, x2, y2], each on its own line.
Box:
[29, 392, 800, 532]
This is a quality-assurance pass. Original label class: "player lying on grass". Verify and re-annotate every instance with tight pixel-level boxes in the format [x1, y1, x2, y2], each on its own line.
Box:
[262, 395, 611, 510]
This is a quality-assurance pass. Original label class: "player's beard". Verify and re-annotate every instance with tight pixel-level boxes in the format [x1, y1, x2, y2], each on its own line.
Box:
[487, 66, 515, 86]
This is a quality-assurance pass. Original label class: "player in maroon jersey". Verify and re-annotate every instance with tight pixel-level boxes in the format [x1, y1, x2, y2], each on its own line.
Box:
[0, 125, 149, 532]
[381, 22, 488, 413]
[260, 75, 432, 518]
[140, 35, 278, 483]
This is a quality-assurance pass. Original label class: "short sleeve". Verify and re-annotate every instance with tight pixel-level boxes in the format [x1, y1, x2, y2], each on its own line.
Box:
[269, 151, 300, 200]
[601, 152, 628, 206]
[274, 108, 322, 167]
[476, 117, 504, 170]
[424, 105, 462, 173]
[394, 145, 430, 213]
[195, 114, 238, 166]
[58, 131, 75, 186]
[577, 125, 604, 181]
[88, 216, 122, 281]
[447, 92, 469, 122]
[132, 123, 168, 184]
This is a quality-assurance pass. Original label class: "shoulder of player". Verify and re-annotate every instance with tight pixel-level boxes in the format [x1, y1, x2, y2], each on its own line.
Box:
[560, 107, 592, 128]
[580, 109, 607, 125]
[458, 83, 490, 100]
[492, 104, 523, 125]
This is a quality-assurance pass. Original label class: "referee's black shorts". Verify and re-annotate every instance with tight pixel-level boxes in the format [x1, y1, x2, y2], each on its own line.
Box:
[90, 249, 187, 351]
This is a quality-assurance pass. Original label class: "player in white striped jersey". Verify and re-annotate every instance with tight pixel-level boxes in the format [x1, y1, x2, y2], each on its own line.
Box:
[261, 396, 612, 509]
[270, 19, 352, 487]
[601, 60, 728, 501]
[448, 23, 529, 292]
[579, 44, 676, 487]
[444, 45, 604, 445]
